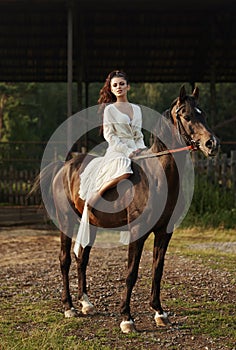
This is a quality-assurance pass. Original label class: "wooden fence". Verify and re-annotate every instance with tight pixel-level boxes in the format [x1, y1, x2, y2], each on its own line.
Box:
[192, 150, 236, 190]
[0, 166, 41, 205]
[0, 141, 46, 205]
[0, 150, 235, 206]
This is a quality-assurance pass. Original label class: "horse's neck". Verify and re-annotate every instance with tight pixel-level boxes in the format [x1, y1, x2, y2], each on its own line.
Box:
[149, 131, 187, 170]
[150, 107, 184, 154]
[150, 129, 178, 153]
[150, 138, 167, 153]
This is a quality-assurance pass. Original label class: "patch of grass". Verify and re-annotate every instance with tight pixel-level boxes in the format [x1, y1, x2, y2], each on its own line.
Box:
[1, 329, 113, 350]
[146, 226, 235, 248]
[1, 296, 160, 350]
[146, 228, 236, 274]
[171, 227, 235, 246]
[175, 226, 231, 247]
[1, 300, 114, 350]
[168, 228, 235, 271]
[165, 298, 235, 347]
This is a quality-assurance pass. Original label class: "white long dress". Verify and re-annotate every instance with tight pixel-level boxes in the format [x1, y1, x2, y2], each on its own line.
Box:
[74, 103, 146, 254]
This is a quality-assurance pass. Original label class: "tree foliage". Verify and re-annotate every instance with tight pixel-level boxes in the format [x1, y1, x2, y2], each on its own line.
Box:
[0, 82, 69, 142]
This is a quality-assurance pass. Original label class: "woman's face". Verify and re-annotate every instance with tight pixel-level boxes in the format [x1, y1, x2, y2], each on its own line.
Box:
[110, 77, 130, 99]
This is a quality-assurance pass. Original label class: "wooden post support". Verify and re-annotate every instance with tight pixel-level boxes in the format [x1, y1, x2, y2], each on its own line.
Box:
[66, 1, 74, 157]
[210, 66, 216, 126]
[231, 150, 236, 204]
[67, 2, 73, 118]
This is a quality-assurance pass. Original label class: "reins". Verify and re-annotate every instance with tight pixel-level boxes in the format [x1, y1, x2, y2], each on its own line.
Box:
[133, 144, 196, 160]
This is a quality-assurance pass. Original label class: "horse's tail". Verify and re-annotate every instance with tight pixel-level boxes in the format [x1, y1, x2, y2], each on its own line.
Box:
[29, 160, 64, 198]
[28, 160, 65, 224]
[28, 160, 64, 205]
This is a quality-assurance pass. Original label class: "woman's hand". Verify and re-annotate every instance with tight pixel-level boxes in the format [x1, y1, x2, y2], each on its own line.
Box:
[129, 149, 142, 158]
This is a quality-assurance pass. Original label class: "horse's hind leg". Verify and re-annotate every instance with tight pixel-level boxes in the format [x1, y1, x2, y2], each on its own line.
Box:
[150, 229, 172, 327]
[75, 226, 97, 315]
[120, 236, 146, 333]
[59, 232, 77, 318]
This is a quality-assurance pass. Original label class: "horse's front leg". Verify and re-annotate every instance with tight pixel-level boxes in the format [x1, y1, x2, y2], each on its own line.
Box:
[150, 229, 172, 327]
[75, 226, 97, 315]
[120, 236, 146, 333]
[59, 232, 77, 318]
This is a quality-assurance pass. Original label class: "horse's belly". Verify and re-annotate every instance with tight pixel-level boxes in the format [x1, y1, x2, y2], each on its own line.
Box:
[91, 209, 128, 229]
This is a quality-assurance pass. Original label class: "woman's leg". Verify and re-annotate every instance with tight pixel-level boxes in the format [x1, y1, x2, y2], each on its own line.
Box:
[88, 173, 130, 208]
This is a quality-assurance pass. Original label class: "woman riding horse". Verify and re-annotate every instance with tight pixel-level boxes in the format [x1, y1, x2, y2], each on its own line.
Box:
[74, 70, 147, 251]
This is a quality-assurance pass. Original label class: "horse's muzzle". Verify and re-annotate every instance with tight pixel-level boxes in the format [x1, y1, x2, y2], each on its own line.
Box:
[205, 136, 220, 156]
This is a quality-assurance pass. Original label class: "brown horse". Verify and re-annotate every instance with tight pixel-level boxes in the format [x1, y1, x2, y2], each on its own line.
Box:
[34, 86, 219, 333]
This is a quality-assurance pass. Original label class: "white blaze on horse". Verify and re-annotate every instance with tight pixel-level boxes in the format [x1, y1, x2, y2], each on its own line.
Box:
[32, 86, 219, 333]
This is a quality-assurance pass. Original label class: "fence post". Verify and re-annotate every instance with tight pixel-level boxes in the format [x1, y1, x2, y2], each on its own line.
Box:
[231, 150, 236, 204]
[221, 153, 228, 188]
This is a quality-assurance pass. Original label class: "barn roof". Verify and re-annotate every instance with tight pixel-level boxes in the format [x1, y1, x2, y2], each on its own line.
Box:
[1, 0, 236, 83]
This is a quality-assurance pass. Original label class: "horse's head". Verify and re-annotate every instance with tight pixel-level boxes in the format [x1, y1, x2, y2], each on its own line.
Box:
[170, 85, 220, 157]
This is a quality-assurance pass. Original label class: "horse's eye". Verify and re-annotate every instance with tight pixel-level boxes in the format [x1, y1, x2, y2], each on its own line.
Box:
[184, 115, 191, 122]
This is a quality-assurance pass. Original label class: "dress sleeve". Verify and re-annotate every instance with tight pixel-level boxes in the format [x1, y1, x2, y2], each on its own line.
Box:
[103, 106, 131, 156]
[132, 106, 146, 149]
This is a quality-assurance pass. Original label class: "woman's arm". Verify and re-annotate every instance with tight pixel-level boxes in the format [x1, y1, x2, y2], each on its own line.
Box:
[132, 106, 146, 149]
[103, 106, 131, 157]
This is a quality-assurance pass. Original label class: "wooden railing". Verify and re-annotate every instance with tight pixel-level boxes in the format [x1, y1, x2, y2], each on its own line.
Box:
[192, 150, 236, 190]
[0, 166, 41, 205]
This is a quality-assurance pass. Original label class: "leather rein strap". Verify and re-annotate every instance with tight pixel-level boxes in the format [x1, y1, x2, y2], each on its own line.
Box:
[133, 144, 195, 160]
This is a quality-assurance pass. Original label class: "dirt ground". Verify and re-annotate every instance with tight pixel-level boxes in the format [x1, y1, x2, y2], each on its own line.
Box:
[0, 224, 235, 349]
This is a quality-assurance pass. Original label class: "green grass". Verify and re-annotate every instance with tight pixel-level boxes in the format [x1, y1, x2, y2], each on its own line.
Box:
[169, 227, 235, 248]
[0, 300, 113, 350]
[169, 228, 236, 275]
[165, 298, 235, 340]
[146, 227, 235, 253]
[0, 300, 159, 350]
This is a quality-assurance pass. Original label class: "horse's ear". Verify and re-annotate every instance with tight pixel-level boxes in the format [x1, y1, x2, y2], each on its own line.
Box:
[192, 86, 199, 100]
[179, 85, 186, 103]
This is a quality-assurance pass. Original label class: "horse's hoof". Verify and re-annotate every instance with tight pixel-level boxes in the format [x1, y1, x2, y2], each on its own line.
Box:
[120, 320, 136, 333]
[79, 293, 96, 315]
[82, 304, 96, 315]
[154, 311, 170, 327]
[64, 307, 78, 318]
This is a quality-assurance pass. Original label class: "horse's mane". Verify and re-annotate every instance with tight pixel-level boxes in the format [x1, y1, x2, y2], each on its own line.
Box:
[150, 99, 176, 153]
[150, 95, 195, 153]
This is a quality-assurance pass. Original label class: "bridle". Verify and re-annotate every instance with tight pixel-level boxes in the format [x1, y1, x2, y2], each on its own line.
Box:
[134, 101, 199, 161]
[174, 104, 200, 150]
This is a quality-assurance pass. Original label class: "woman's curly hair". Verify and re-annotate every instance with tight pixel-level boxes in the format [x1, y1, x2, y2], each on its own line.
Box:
[97, 70, 129, 133]
[98, 70, 129, 106]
